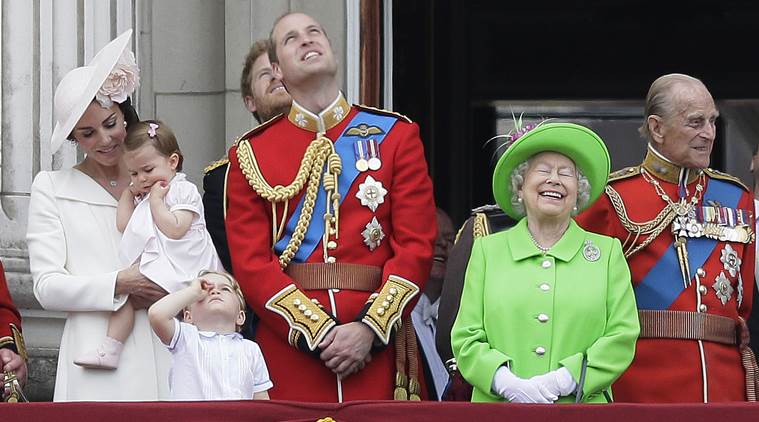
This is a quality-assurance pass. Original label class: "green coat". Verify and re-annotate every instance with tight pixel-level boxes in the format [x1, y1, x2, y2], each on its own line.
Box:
[451, 218, 639, 403]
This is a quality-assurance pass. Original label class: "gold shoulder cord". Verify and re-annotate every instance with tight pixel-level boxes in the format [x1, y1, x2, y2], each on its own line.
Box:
[472, 213, 491, 239]
[604, 185, 676, 257]
[237, 135, 342, 269]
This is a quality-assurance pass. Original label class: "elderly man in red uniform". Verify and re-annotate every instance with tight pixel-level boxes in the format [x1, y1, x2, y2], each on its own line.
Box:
[577, 73, 757, 402]
[225, 12, 435, 402]
[1, 261, 27, 400]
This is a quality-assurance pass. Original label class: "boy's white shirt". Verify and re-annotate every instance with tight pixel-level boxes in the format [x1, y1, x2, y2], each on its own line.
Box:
[166, 319, 272, 400]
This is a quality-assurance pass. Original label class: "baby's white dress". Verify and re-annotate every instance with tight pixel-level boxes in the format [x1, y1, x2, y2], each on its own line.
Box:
[120, 172, 222, 292]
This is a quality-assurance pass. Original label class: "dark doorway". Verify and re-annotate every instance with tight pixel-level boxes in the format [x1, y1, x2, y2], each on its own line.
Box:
[393, 0, 759, 226]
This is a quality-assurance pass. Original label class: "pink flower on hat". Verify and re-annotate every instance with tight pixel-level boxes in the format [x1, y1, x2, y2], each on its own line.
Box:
[95, 50, 140, 108]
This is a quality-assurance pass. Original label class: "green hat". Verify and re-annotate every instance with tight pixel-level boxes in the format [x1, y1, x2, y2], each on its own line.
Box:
[492, 122, 610, 219]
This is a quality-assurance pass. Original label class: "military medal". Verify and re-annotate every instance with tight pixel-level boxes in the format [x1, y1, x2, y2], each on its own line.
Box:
[354, 140, 369, 172]
[582, 240, 600, 262]
[367, 139, 382, 171]
[356, 175, 388, 212]
[712, 271, 734, 306]
[362, 217, 385, 251]
[720, 244, 744, 306]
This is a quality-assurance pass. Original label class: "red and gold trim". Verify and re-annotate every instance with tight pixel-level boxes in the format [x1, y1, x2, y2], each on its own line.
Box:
[0, 324, 26, 361]
[361, 275, 419, 345]
[266, 284, 336, 351]
[287, 93, 351, 133]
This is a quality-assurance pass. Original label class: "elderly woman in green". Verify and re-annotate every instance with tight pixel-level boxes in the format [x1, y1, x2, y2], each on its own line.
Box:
[451, 122, 639, 403]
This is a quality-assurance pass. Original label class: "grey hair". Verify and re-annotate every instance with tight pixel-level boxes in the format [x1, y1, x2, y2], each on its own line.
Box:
[638, 73, 705, 141]
[509, 159, 591, 217]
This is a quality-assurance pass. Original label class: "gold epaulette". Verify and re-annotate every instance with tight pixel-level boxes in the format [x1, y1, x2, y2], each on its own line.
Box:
[232, 113, 285, 147]
[608, 166, 641, 183]
[203, 157, 229, 174]
[354, 104, 412, 123]
[704, 168, 750, 192]
[362, 275, 419, 345]
[472, 213, 491, 239]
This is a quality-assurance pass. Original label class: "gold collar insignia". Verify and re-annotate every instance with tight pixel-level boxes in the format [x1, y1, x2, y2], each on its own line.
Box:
[288, 92, 351, 133]
[641, 144, 701, 184]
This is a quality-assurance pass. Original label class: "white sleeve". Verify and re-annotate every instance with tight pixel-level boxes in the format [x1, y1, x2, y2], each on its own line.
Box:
[27, 172, 122, 312]
[165, 181, 201, 215]
[249, 341, 273, 392]
[168, 319, 197, 353]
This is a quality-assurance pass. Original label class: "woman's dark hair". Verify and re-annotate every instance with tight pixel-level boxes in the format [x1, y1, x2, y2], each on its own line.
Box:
[119, 97, 140, 128]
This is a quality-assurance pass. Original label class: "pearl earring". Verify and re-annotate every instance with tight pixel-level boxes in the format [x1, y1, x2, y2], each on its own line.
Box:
[123, 121, 128, 127]
[517, 197, 523, 203]
[573, 205, 578, 212]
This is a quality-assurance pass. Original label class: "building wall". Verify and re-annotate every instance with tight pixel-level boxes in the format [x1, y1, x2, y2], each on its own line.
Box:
[0, 0, 349, 401]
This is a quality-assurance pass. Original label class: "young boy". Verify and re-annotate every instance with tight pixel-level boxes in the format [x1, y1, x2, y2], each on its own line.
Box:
[148, 270, 272, 400]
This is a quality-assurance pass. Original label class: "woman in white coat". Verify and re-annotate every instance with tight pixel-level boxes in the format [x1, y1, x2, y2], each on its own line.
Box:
[26, 30, 170, 401]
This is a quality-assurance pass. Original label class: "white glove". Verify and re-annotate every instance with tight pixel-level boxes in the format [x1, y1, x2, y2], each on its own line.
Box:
[491, 365, 558, 403]
[530, 367, 578, 397]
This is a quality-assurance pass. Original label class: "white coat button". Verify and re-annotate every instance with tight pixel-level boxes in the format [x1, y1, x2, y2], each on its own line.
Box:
[539, 283, 550, 291]
[537, 314, 549, 323]
[535, 346, 546, 356]
[541, 260, 552, 269]
[698, 285, 707, 295]
[699, 304, 707, 312]
[697, 268, 706, 277]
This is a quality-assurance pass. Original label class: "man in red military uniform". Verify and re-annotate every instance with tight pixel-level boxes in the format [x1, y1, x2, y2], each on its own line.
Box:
[577, 73, 757, 402]
[1, 261, 27, 398]
[225, 12, 436, 402]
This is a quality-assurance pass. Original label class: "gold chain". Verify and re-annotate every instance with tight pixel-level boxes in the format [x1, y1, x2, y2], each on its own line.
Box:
[608, 169, 705, 258]
[640, 168, 705, 216]
[237, 136, 342, 269]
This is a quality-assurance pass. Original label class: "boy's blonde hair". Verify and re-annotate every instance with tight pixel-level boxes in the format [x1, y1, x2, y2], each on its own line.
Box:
[194, 270, 246, 331]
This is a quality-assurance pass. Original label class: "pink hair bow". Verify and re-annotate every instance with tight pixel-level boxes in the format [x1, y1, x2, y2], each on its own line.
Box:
[147, 123, 159, 138]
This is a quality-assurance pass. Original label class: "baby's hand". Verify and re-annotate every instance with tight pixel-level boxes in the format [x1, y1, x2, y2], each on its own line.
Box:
[149, 180, 170, 200]
[127, 182, 143, 198]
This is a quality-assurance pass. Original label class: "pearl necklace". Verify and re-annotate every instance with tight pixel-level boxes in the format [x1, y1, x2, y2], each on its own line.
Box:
[528, 230, 551, 254]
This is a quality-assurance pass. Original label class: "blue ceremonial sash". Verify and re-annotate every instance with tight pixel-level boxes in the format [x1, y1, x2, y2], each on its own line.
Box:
[634, 178, 742, 310]
[274, 111, 398, 262]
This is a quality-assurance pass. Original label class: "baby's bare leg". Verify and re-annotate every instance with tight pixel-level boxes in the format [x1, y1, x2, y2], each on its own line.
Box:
[107, 298, 136, 342]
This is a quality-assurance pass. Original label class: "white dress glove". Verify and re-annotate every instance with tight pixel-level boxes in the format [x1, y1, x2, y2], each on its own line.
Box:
[491, 365, 558, 403]
[530, 367, 578, 397]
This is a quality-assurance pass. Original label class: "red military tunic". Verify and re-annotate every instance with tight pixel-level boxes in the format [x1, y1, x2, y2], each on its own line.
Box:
[0, 261, 25, 361]
[577, 146, 755, 402]
[225, 93, 436, 402]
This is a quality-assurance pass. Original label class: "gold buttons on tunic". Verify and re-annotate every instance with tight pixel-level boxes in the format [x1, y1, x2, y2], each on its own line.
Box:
[535, 346, 546, 356]
[537, 314, 549, 323]
[699, 304, 707, 312]
[541, 260, 552, 269]
[539, 283, 550, 291]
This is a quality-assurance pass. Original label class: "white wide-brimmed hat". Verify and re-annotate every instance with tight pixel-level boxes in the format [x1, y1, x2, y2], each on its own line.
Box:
[50, 29, 136, 153]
